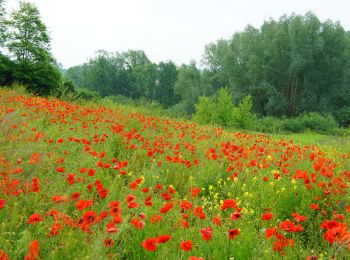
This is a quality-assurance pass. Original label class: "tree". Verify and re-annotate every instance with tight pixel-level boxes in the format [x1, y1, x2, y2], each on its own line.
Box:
[202, 12, 350, 125]
[156, 61, 179, 106]
[4, 1, 64, 95]
[0, 0, 7, 49]
[119, 50, 157, 99]
[7, 1, 51, 63]
[174, 62, 210, 114]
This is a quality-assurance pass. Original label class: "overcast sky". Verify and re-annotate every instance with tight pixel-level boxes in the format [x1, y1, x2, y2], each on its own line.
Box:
[4, 0, 350, 68]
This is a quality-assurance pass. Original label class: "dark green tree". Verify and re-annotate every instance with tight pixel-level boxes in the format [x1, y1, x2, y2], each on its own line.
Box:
[174, 62, 212, 114]
[202, 12, 350, 125]
[5, 1, 62, 95]
[7, 1, 51, 62]
[0, 0, 7, 49]
[156, 61, 179, 106]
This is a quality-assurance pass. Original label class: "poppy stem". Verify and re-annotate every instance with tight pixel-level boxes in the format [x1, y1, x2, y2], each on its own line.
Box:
[228, 237, 231, 259]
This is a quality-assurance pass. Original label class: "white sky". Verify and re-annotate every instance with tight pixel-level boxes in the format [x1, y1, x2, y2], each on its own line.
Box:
[4, 0, 350, 68]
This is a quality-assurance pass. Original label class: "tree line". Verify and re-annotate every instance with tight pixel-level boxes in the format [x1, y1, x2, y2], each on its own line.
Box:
[1, 1, 350, 127]
[66, 12, 350, 126]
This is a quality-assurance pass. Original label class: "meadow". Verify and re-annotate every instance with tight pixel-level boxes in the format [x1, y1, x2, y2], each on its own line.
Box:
[0, 88, 349, 259]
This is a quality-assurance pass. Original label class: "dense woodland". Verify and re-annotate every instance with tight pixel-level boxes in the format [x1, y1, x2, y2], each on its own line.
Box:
[1, 1, 350, 128]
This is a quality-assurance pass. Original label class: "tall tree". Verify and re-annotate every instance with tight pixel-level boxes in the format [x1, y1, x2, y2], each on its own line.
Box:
[5, 1, 62, 95]
[156, 61, 179, 106]
[0, 0, 7, 49]
[174, 62, 212, 114]
[202, 12, 350, 124]
[7, 1, 51, 63]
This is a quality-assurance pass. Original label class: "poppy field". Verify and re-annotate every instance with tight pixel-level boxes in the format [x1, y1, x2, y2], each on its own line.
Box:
[0, 89, 349, 259]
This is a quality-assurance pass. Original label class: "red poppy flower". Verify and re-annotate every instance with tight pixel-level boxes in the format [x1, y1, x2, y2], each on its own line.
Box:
[103, 238, 115, 248]
[200, 227, 213, 241]
[150, 214, 163, 224]
[126, 194, 136, 203]
[221, 199, 240, 211]
[310, 203, 320, 210]
[279, 220, 304, 232]
[83, 210, 97, 224]
[24, 239, 39, 260]
[106, 222, 118, 233]
[109, 201, 121, 216]
[56, 167, 65, 173]
[0, 250, 9, 260]
[160, 202, 173, 214]
[261, 212, 273, 221]
[292, 213, 308, 222]
[230, 212, 242, 221]
[130, 218, 145, 230]
[128, 201, 139, 209]
[180, 240, 193, 251]
[190, 187, 201, 197]
[0, 199, 5, 209]
[265, 227, 278, 238]
[27, 213, 43, 224]
[157, 234, 171, 243]
[142, 238, 157, 251]
[52, 195, 69, 204]
[213, 215, 222, 226]
[70, 192, 81, 201]
[180, 200, 193, 211]
[228, 229, 240, 240]
[76, 200, 93, 210]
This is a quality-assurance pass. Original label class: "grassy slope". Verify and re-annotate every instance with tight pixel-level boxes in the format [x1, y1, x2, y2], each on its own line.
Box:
[0, 89, 349, 260]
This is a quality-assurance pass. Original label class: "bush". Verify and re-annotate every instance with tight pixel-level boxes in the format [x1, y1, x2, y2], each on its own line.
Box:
[193, 96, 216, 124]
[254, 112, 338, 134]
[215, 88, 235, 126]
[232, 95, 256, 129]
[74, 88, 101, 101]
[335, 106, 350, 127]
[193, 88, 255, 129]
[283, 113, 338, 133]
[254, 116, 284, 133]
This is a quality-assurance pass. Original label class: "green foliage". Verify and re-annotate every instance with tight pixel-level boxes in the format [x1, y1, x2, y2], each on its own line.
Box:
[202, 12, 350, 126]
[73, 88, 100, 101]
[0, 1, 67, 96]
[335, 106, 350, 127]
[254, 112, 338, 133]
[232, 95, 256, 128]
[156, 61, 179, 106]
[254, 116, 284, 133]
[174, 62, 212, 114]
[7, 1, 51, 63]
[0, 0, 7, 48]
[0, 54, 15, 85]
[193, 88, 255, 129]
[193, 96, 216, 124]
[52, 79, 76, 98]
[11, 61, 62, 96]
[216, 88, 235, 126]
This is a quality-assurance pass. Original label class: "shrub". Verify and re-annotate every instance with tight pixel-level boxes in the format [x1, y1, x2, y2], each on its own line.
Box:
[193, 88, 255, 129]
[193, 96, 216, 124]
[254, 116, 284, 133]
[283, 113, 338, 133]
[215, 88, 235, 127]
[335, 106, 350, 127]
[232, 95, 255, 129]
[74, 88, 100, 101]
[253, 112, 338, 134]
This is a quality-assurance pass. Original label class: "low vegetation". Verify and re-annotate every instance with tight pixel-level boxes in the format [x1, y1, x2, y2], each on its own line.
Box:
[0, 89, 349, 259]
